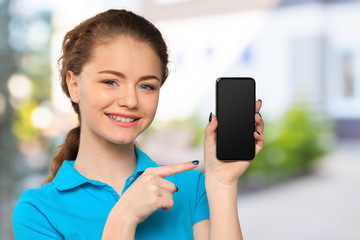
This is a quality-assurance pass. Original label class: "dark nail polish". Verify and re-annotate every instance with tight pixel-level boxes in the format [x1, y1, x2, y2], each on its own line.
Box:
[175, 186, 179, 192]
[257, 99, 262, 102]
[256, 130, 261, 135]
[192, 160, 199, 165]
[209, 112, 212, 122]
[257, 112, 262, 118]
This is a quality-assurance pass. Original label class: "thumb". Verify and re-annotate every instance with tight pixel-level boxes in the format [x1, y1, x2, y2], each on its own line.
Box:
[204, 112, 218, 148]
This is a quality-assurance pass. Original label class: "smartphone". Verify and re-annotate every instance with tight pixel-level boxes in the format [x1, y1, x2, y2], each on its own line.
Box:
[216, 77, 256, 160]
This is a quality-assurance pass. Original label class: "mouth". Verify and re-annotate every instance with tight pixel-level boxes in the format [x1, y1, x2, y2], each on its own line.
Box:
[106, 114, 140, 123]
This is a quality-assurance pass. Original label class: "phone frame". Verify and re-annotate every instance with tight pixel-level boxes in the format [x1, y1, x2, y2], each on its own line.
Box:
[215, 77, 256, 160]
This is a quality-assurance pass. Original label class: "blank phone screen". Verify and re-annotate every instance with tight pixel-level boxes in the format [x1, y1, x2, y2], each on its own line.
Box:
[216, 78, 255, 160]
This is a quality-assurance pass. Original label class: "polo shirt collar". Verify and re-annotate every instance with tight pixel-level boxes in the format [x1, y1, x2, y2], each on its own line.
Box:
[53, 147, 159, 191]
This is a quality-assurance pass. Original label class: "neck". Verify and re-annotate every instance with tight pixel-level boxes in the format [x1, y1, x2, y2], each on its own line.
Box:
[73, 126, 138, 186]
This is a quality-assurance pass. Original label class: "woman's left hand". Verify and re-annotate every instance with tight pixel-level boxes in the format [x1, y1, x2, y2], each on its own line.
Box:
[203, 100, 265, 186]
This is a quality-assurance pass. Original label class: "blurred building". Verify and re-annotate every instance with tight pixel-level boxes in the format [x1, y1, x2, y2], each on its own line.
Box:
[138, 0, 360, 139]
[49, 0, 360, 140]
[48, 0, 360, 172]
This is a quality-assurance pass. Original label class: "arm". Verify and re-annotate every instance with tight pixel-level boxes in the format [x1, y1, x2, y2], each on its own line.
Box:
[192, 177, 242, 240]
[195, 100, 264, 240]
[101, 210, 137, 240]
[205, 175, 242, 240]
[192, 181, 242, 240]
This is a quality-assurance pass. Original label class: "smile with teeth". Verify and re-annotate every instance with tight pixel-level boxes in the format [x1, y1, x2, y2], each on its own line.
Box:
[107, 114, 137, 123]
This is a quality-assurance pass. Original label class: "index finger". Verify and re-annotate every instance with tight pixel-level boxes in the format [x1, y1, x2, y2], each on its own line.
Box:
[152, 161, 199, 178]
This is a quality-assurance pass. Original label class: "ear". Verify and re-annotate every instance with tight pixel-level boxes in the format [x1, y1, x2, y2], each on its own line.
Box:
[66, 70, 80, 103]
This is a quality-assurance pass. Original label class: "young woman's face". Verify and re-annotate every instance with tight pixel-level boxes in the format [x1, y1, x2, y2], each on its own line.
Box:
[68, 36, 162, 145]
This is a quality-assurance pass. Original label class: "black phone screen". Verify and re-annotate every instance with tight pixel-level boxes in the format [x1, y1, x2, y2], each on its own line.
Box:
[216, 77, 256, 160]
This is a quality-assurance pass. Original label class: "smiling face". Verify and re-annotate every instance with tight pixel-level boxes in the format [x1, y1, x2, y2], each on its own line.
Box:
[66, 36, 162, 145]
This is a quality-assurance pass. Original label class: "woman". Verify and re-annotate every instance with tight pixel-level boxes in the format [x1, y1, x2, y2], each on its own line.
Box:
[12, 9, 264, 240]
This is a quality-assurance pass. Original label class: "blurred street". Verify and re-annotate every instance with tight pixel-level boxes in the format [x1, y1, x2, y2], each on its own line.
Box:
[237, 141, 360, 240]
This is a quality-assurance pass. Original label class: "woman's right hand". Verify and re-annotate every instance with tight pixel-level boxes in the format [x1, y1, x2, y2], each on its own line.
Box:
[102, 161, 199, 239]
[118, 161, 198, 223]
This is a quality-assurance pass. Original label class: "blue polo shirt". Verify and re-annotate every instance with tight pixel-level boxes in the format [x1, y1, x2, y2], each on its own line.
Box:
[13, 148, 209, 239]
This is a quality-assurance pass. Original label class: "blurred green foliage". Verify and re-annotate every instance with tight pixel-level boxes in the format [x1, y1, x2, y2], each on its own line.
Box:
[166, 115, 205, 147]
[169, 102, 333, 189]
[12, 100, 40, 140]
[240, 102, 333, 189]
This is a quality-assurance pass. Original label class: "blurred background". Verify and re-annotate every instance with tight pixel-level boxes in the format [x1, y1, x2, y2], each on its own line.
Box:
[1, 0, 359, 239]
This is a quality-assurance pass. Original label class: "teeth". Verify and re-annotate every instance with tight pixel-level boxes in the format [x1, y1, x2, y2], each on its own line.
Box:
[108, 115, 136, 123]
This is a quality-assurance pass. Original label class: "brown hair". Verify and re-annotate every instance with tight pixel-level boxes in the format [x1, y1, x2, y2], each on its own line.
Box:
[43, 9, 169, 184]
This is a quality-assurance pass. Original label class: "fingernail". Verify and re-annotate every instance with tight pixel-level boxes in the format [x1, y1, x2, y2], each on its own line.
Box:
[175, 186, 179, 192]
[192, 160, 199, 165]
[257, 112, 262, 118]
[256, 130, 261, 135]
[209, 112, 212, 122]
[257, 99, 262, 102]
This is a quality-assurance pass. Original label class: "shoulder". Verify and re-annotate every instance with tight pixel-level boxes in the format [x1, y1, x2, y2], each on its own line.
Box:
[15, 182, 57, 204]
[13, 183, 62, 239]
[13, 182, 56, 217]
[13, 181, 62, 223]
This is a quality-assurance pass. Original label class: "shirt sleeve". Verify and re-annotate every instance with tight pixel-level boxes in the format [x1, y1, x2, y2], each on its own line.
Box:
[13, 199, 63, 240]
[192, 171, 210, 225]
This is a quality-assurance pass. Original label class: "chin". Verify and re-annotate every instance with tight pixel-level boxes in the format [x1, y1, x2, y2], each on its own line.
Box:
[107, 135, 137, 145]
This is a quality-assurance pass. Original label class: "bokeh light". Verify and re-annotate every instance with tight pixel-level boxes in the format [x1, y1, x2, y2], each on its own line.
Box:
[7, 73, 32, 100]
[31, 104, 53, 129]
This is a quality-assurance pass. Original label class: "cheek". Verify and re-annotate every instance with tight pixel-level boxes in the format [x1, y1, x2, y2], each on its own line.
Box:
[142, 94, 159, 116]
[79, 85, 112, 111]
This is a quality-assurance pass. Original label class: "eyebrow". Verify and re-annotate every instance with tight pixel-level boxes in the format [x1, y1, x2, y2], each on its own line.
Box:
[97, 70, 160, 82]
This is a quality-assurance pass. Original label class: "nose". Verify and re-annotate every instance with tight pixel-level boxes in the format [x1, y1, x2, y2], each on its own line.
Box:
[117, 85, 138, 109]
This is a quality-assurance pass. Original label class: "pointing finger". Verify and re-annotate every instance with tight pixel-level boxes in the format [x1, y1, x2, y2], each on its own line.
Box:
[150, 160, 199, 178]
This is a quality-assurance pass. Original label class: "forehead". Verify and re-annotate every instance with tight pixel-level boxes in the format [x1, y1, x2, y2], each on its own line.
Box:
[84, 36, 162, 76]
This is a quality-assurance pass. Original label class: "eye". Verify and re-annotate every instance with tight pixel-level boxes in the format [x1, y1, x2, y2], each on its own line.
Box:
[139, 84, 155, 90]
[103, 80, 118, 86]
